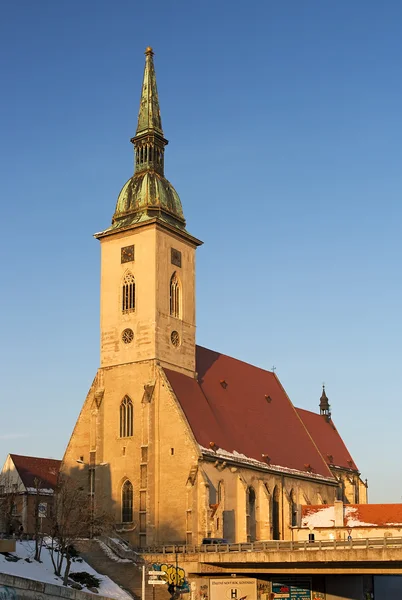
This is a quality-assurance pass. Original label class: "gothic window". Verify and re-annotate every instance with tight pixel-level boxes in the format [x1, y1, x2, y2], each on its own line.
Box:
[218, 481, 224, 504]
[272, 486, 280, 540]
[122, 272, 135, 313]
[354, 482, 359, 504]
[337, 478, 345, 501]
[246, 486, 256, 542]
[170, 272, 181, 318]
[120, 396, 133, 438]
[122, 480, 133, 523]
[290, 489, 297, 527]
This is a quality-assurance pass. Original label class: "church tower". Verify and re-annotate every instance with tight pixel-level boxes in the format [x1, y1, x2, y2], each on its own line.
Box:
[63, 49, 205, 546]
[95, 47, 202, 376]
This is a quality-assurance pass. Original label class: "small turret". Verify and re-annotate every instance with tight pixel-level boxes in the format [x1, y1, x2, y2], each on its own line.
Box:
[319, 385, 331, 420]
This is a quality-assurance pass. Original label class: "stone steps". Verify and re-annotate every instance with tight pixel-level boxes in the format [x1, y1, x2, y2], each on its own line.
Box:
[75, 539, 170, 600]
[75, 539, 143, 599]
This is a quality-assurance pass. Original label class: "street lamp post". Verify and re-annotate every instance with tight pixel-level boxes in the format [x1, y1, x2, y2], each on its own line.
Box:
[76, 460, 107, 538]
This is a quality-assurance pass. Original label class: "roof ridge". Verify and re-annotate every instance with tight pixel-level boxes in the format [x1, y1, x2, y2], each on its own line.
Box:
[196, 345, 277, 377]
[10, 453, 61, 462]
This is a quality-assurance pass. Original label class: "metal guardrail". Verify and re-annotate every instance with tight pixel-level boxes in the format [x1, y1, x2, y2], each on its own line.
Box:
[134, 536, 402, 555]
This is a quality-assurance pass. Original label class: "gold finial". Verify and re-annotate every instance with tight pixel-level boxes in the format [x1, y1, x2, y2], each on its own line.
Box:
[145, 46, 154, 55]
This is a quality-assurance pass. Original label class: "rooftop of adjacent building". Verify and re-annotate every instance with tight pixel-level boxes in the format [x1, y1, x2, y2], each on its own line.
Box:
[302, 502, 402, 528]
[4, 454, 61, 492]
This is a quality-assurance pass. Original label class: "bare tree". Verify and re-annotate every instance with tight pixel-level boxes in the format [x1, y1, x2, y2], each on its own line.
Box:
[49, 474, 113, 586]
[32, 477, 44, 561]
[0, 471, 24, 535]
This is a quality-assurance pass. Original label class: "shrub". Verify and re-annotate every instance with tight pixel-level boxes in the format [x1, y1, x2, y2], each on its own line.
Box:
[69, 571, 101, 588]
[67, 545, 80, 558]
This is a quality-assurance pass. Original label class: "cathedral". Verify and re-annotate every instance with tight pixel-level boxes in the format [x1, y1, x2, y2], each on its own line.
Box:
[62, 48, 367, 546]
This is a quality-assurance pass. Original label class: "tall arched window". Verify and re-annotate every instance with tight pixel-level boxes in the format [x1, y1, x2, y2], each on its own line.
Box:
[290, 489, 297, 527]
[218, 481, 224, 504]
[120, 396, 133, 438]
[170, 272, 181, 318]
[122, 480, 133, 523]
[122, 272, 135, 313]
[246, 486, 256, 542]
[272, 485, 280, 540]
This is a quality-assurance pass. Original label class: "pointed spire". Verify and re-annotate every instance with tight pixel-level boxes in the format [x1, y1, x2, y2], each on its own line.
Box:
[136, 47, 163, 137]
[130, 47, 168, 178]
[319, 385, 331, 419]
[104, 47, 193, 235]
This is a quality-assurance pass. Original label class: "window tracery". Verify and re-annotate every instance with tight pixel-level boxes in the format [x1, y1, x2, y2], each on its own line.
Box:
[122, 480, 133, 523]
[120, 396, 133, 438]
[122, 272, 135, 313]
[170, 272, 181, 318]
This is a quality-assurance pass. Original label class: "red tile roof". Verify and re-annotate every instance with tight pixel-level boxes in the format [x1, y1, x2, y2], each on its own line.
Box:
[10, 454, 61, 491]
[348, 504, 402, 527]
[295, 408, 358, 472]
[302, 504, 402, 527]
[163, 346, 334, 479]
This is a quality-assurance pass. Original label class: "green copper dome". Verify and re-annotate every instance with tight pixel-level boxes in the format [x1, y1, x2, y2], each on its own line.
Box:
[103, 47, 186, 233]
[112, 170, 185, 229]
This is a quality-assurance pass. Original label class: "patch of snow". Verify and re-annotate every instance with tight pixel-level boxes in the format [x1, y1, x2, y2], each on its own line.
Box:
[344, 507, 376, 527]
[301, 506, 335, 528]
[301, 505, 401, 529]
[0, 540, 133, 599]
[25, 487, 54, 495]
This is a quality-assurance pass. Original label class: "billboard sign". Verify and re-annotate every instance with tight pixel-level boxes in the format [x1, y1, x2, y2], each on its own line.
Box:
[210, 578, 256, 600]
[272, 581, 311, 600]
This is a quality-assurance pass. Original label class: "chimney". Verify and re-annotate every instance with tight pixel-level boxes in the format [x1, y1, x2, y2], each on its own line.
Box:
[334, 500, 344, 528]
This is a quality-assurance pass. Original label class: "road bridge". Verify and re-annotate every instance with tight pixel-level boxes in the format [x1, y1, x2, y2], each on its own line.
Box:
[140, 537, 402, 575]
[132, 538, 402, 599]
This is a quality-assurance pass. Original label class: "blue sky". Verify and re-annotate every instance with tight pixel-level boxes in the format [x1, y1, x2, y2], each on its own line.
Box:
[1, 1, 401, 503]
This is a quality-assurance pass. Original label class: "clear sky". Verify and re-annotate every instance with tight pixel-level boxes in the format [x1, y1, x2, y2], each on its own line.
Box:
[1, 1, 401, 504]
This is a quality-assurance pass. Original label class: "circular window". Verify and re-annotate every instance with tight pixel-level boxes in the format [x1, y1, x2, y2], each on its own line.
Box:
[171, 330, 180, 347]
[122, 328, 134, 344]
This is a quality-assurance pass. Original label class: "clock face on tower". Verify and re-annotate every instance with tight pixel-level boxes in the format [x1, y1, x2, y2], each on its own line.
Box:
[121, 245, 135, 263]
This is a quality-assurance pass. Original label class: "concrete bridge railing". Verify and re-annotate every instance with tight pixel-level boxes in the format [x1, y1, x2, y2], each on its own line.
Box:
[134, 536, 402, 555]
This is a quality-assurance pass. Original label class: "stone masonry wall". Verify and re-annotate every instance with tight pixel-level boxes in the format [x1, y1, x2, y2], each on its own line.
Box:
[0, 572, 111, 600]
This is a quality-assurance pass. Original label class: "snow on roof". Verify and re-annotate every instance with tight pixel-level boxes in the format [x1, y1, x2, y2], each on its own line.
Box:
[301, 505, 335, 528]
[345, 507, 376, 527]
[302, 503, 402, 528]
[200, 446, 334, 482]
